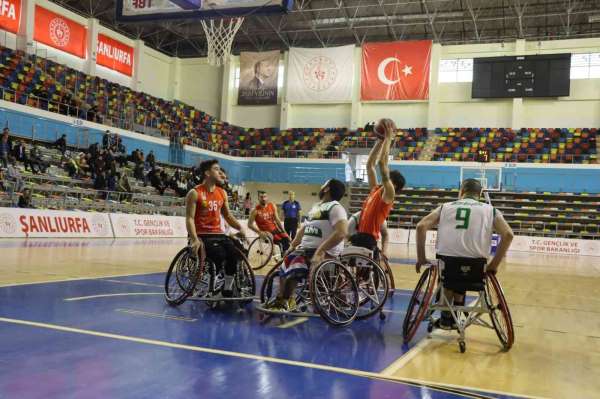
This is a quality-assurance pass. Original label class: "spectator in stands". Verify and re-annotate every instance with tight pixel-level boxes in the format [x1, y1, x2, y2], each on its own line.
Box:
[107, 169, 117, 192]
[29, 145, 49, 174]
[18, 188, 34, 209]
[65, 155, 80, 178]
[7, 157, 24, 193]
[0, 128, 12, 168]
[232, 191, 239, 211]
[0, 168, 5, 192]
[146, 150, 156, 168]
[325, 144, 338, 159]
[54, 134, 67, 154]
[94, 170, 107, 192]
[78, 153, 90, 177]
[103, 130, 112, 149]
[244, 192, 252, 217]
[149, 167, 166, 195]
[12, 140, 31, 171]
[116, 172, 132, 201]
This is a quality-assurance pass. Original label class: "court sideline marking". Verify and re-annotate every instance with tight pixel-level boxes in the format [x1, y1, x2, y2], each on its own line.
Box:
[0, 316, 541, 399]
[115, 308, 197, 322]
[64, 292, 164, 301]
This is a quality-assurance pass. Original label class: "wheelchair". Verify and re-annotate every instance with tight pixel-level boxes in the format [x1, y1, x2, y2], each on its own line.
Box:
[164, 235, 256, 309]
[256, 246, 390, 326]
[247, 234, 285, 270]
[402, 257, 514, 353]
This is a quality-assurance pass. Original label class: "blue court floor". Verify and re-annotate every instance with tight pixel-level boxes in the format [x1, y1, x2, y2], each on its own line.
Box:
[0, 272, 526, 399]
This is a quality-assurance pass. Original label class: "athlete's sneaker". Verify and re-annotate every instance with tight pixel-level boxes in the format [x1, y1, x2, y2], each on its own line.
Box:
[286, 297, 298, 312]
[434, 312, 457, 330]
[265, 297, 287, 311]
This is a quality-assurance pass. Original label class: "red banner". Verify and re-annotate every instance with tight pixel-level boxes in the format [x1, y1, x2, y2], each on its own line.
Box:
[97, 34, 134, 76]
[34, 6, 86, 58]
[361, 40, 432, 101]
[0, 0, 21, 33]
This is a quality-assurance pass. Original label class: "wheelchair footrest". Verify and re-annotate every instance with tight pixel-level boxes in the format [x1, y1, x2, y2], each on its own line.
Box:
[188, 295, 257, 302]
[255, 305, 319, 318]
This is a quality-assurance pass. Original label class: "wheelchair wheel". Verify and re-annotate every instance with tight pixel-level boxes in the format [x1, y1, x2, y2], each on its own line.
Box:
[380, 254, 396, 295]
[234, 249, 256, 306]
[164, 247, 203, 306]
[340, 254, 389, 320]
[485, 273, 515, 351]
[402, 265, 438, 344]
[310, 260, 359, 327]
[248, 236, 274, 270]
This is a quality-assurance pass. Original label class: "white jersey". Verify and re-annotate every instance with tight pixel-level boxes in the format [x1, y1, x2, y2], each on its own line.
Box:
[436, 198, 499, 259]
[299, 200, 347, 256]
[348, 211, 386, 237]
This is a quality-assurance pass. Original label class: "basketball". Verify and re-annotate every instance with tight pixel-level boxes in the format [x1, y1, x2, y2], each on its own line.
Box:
[373, 118, 394, 139]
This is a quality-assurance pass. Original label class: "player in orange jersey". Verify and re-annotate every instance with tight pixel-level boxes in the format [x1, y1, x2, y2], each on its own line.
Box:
[350, 120, 405, 257]
[186, 159, 247, 297]
[248, 191, 291, 253]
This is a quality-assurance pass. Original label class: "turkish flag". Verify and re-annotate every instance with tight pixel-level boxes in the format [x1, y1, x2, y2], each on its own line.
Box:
[97, 34, 134, 76]
[0, 0, 21, 34]
[361, 40, 432, 101]
[34, 6, 87, 59]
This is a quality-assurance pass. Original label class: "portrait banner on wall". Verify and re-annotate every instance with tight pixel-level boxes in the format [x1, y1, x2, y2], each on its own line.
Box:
[238, 50, 279, 105]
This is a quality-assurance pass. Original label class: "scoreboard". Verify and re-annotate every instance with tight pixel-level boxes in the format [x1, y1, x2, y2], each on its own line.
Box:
[472, 53, 571, 98]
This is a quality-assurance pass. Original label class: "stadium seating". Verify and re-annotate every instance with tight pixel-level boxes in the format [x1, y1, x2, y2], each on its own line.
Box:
[1, 45, 598, 163]
[433, 127, 597, 164]
[348, 184, 600, 239]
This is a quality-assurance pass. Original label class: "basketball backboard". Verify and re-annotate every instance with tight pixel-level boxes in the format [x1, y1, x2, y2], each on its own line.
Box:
[116, 0, 293, 22]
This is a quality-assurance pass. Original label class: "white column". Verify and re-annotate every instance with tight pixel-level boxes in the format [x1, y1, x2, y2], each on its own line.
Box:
[167, 57, 181, 101]
[279, 51, 290, 129]
[131, 39, 145, 91]
[426, 43, 442, 130]
[17, 0, 35, 54]
[85, 18, 99, 76]
[219, 55, 233, 122]
[350, 46, 362, 129]
[511, 39, 526, 130]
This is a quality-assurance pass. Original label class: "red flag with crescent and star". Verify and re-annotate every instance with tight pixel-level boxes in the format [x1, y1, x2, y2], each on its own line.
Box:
[361, 40, 432, 101]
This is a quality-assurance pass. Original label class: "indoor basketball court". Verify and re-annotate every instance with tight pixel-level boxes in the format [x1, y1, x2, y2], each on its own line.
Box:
[0, 1, 599, 399]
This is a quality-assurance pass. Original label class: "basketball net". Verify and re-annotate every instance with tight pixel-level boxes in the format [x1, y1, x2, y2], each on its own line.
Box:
[201, 17, 244, 66]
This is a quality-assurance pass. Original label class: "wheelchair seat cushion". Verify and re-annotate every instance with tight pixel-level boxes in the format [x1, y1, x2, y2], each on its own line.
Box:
[437, 255, 487, 292]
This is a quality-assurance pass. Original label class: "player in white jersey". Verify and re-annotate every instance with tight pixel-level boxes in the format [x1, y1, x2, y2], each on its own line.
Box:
[267, 179, 348, 312]
[415, 178, 514, 329]
[347, 211, 389, 258]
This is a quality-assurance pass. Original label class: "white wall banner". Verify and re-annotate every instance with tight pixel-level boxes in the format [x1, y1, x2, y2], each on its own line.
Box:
[388, 228, 410, 244]
[0, 208, 112, 238]
[511, 235, 600, 257]
[286, 45, 355, 103]
[408, 230, 438, 247]
[110, 213, 187, 238]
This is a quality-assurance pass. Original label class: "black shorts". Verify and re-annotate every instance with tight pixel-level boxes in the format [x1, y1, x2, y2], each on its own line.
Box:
[436, 255, 487, 293]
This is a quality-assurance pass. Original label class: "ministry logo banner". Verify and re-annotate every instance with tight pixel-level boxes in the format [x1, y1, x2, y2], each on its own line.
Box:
[286, 45, 354, 103]
[238, 50, 280, 105]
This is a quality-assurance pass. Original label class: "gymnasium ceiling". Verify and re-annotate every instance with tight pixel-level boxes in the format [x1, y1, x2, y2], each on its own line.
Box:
[50, 0, 600, 58]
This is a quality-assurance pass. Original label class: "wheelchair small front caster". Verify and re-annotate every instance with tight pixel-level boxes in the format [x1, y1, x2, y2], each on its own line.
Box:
[459, 341, 466, 353]
[427, 322, 434, 333]
[379, 312, 386, 321]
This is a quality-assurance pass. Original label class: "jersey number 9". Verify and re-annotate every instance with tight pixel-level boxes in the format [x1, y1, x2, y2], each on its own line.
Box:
[455, 208, 471, 229]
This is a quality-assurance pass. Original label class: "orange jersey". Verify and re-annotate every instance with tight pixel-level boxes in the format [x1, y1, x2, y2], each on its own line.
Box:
[254, 202, 277, 232]
[194, 184, 226, 234]
[358, 186, 393, 240]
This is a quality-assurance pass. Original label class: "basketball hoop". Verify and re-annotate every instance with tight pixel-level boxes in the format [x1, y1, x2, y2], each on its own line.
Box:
[201, 17, 244, 66]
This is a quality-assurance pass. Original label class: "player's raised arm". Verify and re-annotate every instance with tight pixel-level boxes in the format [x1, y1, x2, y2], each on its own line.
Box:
[366, 137, 384, 190]
[379, 120, 397, 204]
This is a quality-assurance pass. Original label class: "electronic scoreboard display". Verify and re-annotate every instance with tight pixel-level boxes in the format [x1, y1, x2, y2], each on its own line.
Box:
[472, 53, 571, 98]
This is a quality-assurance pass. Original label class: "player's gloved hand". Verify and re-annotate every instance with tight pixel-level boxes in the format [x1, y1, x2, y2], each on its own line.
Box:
[415, 258, 430, 273]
